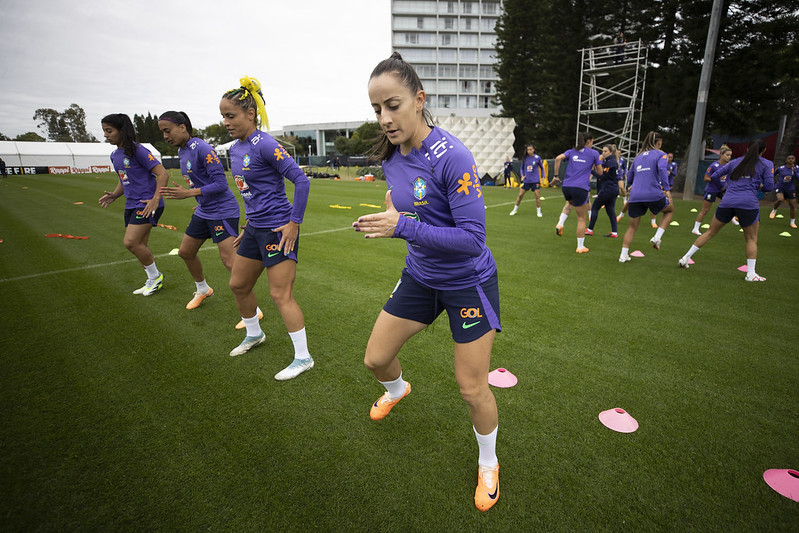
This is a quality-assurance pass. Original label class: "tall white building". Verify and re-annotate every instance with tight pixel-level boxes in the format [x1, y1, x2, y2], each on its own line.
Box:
[391, 0, 503, 118]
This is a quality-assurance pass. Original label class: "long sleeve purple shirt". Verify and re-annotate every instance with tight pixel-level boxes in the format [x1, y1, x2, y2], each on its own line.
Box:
[522, 154, 544, 184]
[704, 161, 726, 194]
[560, 147, 601, 190]
[110, 144, 164, 210]
[229, 130, 310, 229]
[774, 164, 798, 192]
[179, 137, 240, 219]
[628, 149, 669, 202]
[714, 156, 774, 210]
[384, 126, 497, 290]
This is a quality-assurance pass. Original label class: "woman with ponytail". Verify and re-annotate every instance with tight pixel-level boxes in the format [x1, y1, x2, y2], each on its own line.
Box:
[618, 131, 674, 262]
[692, 145, 732, 235]
[220, 77, 314, 381]
[552, 132, 603, 253]
[678, 138, 774, 281]
[98, 113, 169, 295]
[158, 111, 241, 313]
[353, 52, 502, 512]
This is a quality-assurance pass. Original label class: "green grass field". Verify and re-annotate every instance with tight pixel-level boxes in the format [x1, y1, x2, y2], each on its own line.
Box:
[1, 172, 797, 531]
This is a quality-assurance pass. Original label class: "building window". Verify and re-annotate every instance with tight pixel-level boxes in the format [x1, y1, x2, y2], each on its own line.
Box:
[462, 2, 472, 14]
[443, 17, 454, 30]
[479, 65, 497, 79]
[405, 33, 418, 44]
[459, 65, 477, 78]
[481, 17, 496, 32]
[417, 64, 437, 77]
[483, 81, 493, 93]
[417, 17, 424, 29]
[439, 64, 457, 77]
[463, 18, 473, 30]
[439, 95, 454, 108]
[482, 2, 499, 15]
[439, 48, 457, 61]
[447, 1, 456, 13]
[461, 96, 477, 108]
[461, 80, 476, 93]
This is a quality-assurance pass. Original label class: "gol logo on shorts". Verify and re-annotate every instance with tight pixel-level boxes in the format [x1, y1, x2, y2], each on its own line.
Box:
[264, 244, 280, 251]
[460, 307, 483, 319]
[214, 225, 224, 233]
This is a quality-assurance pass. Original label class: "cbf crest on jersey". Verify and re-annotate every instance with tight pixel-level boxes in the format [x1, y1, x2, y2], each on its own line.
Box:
[123, 158, 130, 168]
[413, 176, 427, 200]
[243, 154, 251, 168]
[186, 161, 192, 171]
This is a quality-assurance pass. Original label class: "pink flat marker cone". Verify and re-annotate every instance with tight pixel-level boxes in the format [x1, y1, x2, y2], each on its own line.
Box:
[737, 265, 748, 272]
[688, 258, 695, 265]
[488, 368, 518, 388]
[630, 250, 645, 258]
[598, 408, 639, 433]
[763, 469, 799, 502]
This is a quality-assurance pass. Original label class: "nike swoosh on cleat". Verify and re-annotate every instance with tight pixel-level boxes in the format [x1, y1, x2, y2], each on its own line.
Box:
[462, 321, 480, 329]
[373, 401, 379, 408]
[488, 486, 498, 499]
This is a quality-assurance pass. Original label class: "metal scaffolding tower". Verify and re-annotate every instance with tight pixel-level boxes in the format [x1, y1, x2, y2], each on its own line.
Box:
[576, 39, 649, 157]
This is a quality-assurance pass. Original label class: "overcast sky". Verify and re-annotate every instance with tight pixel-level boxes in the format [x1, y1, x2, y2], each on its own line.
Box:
[0, 0, 391, 140]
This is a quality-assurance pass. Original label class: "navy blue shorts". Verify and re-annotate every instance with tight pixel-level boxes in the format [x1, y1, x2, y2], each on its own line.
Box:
[124, 206, 164, 226]
[628, 197, 669, 218]
[236, 224, 298, 267]
[522, 182, 541, 191]
[715, 207, 759, 227]
[185, 214, 240, 243]
[383, 269, 501, 344]
[562, 186, 589, 207]
[703, 191, 723, 202]
[776, 188, 796, 200]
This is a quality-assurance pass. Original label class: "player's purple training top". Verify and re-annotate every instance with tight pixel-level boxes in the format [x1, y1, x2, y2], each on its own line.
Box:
[522, 154, 544, 184]
[704, 161, 727, 194]
[561, 147, 601, 190]
[627, 149, 669, 203]
[667, 161, 678, 188]
[774, 164, 798, 192]
[713, 156, 774, 210]
[229, 130, 310, 229]
[110, 144, 164, 210]
[384, 126, 497, 291]
[179, 137, 240, 220]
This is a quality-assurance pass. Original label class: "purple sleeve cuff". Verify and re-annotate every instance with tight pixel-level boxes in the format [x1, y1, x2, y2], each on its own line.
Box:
[393, 214, 484, 256]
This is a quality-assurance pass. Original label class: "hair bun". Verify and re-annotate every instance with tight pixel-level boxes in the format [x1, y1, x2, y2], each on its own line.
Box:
[240, 76, 262, 94]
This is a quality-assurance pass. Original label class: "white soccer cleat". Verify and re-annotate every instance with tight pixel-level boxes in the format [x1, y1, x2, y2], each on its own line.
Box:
[274, 357, 314, 381]
[744, 273, 766, 282]
[650, 237, 661, 250]
[619, 256, 631, 263]
[691, 230, 702, 236]
[229, 332, 266, 356]
[678, 257, 690, 269]
[509, 207, 518, 216]
[136, 274, 164, 296]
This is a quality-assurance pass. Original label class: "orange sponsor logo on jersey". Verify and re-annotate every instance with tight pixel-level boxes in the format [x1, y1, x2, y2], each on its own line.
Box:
[460, 307, 483, 319]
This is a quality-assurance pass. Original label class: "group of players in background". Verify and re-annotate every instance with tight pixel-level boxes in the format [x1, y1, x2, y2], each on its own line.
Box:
[92, 52, 795, 513]
[507, 131, 795, 281]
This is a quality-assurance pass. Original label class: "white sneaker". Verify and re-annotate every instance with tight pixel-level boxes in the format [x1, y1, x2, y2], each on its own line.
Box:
[650, 237, 661, 250]
[509, 207, 518, 216]
[537, 212, 542, 218]
[619, 256, 631, 263]
[274, 357, 314, 380]
[744, 273, 766, 282]
[678, 257, 690, 269]
[136, 274, 164, 296]
[229, 332, 266, 356]
[691, 229, 702, 236]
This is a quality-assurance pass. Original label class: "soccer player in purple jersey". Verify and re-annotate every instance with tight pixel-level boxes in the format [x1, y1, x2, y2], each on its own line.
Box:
[679, 138, 774, 281]
[98, 113, 169, 295]
[353, 53, 501, 512]
[666, 153, 678, 190]
[158, 111, 241, 312]
[692, 145, 732, 235]
[553, 132, 603, 253]
[220, 77, 313, 381]
[586, 144, 626, 237]
[768, 154, 798, 228]
[509, 143, 544, 217]
[618, 131, 674, 262]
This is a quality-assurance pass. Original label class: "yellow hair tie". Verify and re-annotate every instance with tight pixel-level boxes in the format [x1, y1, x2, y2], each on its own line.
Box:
[239, 76, 270, 130]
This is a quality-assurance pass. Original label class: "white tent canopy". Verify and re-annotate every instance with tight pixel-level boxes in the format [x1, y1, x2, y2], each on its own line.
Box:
[0, 141, 162, 174]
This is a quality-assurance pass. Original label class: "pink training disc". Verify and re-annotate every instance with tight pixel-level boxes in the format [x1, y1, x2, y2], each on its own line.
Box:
[630, 250, 645, 258]
[737, 265, 748, 272]
[763, 469, 799, 502]
[598, 408, 639, 433]
[488, 368, 518, 388]
[688, 258, 695, 265]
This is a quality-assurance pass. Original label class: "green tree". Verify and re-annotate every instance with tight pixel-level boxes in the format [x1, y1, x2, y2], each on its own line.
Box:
[134, 112, 176, 156]
[196, 121, 233, 147]
[33, 104, 97, 142]
[15, 132, 46, 142]
[332, 122, 381, 156]
[0, 132, 10, 141]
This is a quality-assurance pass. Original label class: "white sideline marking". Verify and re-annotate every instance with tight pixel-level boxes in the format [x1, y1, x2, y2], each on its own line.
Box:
[0, 225, 354, 284]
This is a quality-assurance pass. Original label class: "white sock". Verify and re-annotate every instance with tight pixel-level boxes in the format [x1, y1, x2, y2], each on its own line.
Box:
[791, 219, 796, 225]
[474, 425, 498, 468]
[242, 315, 262, 337]
[379, 373, 408, 400]
[693, 221, 701, 232]
[537, 207, 542, 215]
[195, 279, 210, 293]
[577, 237, 585, 248]
[558, 213, 568, 226]
[771, 209, 777, 215]
[144, 262, 160, 280]
[747, 258, 756, 275]
[683, 244, 700, 261]
[651, 217, 657, 224]
[288, 327, 311, 360]
[621, 246, 630, 259]
[654, 227, 665, 240]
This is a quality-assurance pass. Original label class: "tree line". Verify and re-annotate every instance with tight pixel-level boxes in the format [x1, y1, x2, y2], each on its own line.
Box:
[494, 0, 799, 163]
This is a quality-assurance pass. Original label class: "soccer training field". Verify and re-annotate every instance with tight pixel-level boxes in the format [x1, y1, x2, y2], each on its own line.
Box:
[1, 172, 797, 530]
